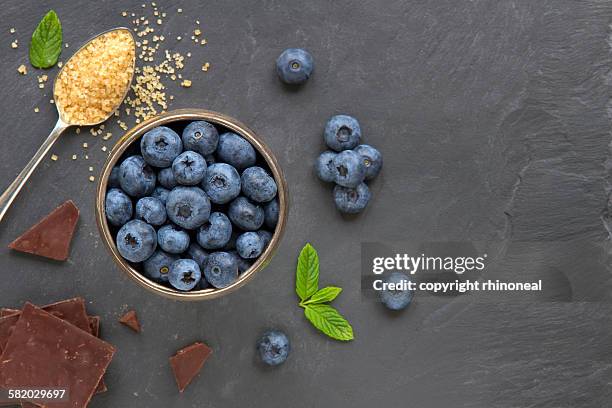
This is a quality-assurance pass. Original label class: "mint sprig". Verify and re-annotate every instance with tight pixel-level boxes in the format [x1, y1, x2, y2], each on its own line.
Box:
[29, 10, 62, 69]
[296, 244, 354, 341]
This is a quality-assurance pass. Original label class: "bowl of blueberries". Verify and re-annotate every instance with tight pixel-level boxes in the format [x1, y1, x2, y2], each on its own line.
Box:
[95, 109, 287, 300]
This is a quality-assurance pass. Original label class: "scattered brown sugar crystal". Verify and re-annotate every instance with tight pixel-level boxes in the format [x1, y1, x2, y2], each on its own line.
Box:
[119, 310, 141, 333]
[170, 342, 212, 392]
[54, 29, 135, 125]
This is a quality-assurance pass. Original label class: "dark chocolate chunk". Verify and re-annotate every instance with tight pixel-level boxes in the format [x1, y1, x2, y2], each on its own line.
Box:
[119, 310, 141, 333]
[169, 342, 212, 392]
[0, 303, 115, 408]
[8, 200, 79, 261]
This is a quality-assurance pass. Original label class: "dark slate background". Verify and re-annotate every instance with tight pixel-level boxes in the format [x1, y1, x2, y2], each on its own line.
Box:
[1, 1, 612, 407]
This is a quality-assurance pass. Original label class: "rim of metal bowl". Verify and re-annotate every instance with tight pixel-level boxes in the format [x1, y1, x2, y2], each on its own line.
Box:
[95, 109, 289, 301]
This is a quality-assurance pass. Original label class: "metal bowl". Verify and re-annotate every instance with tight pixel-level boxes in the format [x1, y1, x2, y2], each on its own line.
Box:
[95, 109, 288, 300]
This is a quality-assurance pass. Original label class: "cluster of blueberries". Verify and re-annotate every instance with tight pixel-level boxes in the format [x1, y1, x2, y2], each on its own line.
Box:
[315, 115, 383, 214]
[105, 121, 279, 292]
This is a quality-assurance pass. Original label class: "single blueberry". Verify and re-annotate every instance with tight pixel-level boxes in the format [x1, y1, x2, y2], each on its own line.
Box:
[166, 186, 211, 230]
[158, 167, 178, 189]
[257, 230, 272, 248]
[197, 212, 233, 250]
[151, 186, 170, 205]
[172, 150, 207, 186]
[263, 199, 279, 230]
[333, 150, 366, 188]
[236, 232, 264, 259]
[169, 258, 201, 291]
[257, 330, 290, 366]
[241, 166, 277, 203]
[228, 197, 264, 231]
[204, 251, 239, 288]
[276, 48, 313, 85]
[229, 250, 253, 273]
[324, 115, 361, 152]
[182, 121, 219, 156]
[187, 242, 209, 271]
[354, 144, 383, 180]
[108, 166, 121, 188]
[158, 224, 191, 254]
[202, 163, 241, 204]
[116, 220, 157, 263]
[119, 155, 157, 197]
[105, 188, 133, 227]
[135, 196, 167, 226]
[315, 151, 338, 183]
[143, 249, 177, 283]
[216, 132, 256, 170]
[379, 272, 414, 311]
[140, 126, 183, 167]
[333, 183, 371, 214]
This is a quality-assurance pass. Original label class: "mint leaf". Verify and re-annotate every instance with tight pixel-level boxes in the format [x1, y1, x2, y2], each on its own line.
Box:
[29, 10, 62, 69]
[296, 243, 319, 301]
[304, 304, 354, 341]
[303, 286, 342, 305]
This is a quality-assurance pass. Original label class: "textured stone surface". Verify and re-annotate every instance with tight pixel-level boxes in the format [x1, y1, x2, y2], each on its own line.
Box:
[0, 0, 611, 406]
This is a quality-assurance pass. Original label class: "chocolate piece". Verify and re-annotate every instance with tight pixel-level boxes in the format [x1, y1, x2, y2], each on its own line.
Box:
[0, 303, 115, 408]
[169, 342, 212, 392]
[8, 200, 79, 261]
[0, 297, 90, 353]
[88, 316, 108, 394]
[119, 310, 141, 333]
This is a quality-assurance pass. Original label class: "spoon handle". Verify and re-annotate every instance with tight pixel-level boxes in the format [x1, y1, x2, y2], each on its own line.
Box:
[0, 118, 70, 224]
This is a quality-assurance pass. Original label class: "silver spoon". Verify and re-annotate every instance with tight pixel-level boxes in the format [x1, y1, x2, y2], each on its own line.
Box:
[0, 27, 135, 223]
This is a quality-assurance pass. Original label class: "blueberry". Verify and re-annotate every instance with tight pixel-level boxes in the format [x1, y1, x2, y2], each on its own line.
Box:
[229, 250, 252, 273]
[333, 183, 371, 214]
[151, 186, 170, 205]
[236, 232, 264, 259]
[354, 144, 382, 180]
[263, 199, 279, 230]
[187, 242, 209, 270]
[158, 224, 190, 254]
[257, 230, 272, 248]
[143, 249, 177, 283]
[105, 188, 133, 226]
[379, 272, 413, 310]
[182, 121, 219, 156]
[108, 166, 121, 188]
[158, 167, 178, 189]
[228, 197, 264, 231]
[332, 150, 366, 188]
[324, 115, 361, 152]
[140, 126, 182, 167]
[276, 48, 313, 85]
[204, 252, 239, 288]
[166, 186, 211, 230]
[202, 163, 241, 204]
[119, 155, 157, 197]
[197, 212, 233, 249]
[241, 166, 277, 203]
[135, 196, 167, 226]
[116, 220, 157, 263]
[315, 151, 337, 183]
[216, 132, 256, 170]
[257, 330, 290, 366]
[172, 151, 207, 186]
[169, 259, 201, 291]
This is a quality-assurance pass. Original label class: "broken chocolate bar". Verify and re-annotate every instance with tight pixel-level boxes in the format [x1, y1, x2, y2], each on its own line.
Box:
[119, 310, 141, 333]
[8, 200, 79, 261]
[169, 342, 212, 392]
[0, 303, 115, 408]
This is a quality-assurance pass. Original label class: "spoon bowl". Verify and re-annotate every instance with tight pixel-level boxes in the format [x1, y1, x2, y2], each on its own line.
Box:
[0, 27, 136, 223]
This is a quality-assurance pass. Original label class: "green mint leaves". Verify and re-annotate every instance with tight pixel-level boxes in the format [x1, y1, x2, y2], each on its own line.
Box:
[29, 10, 62, 69]
[296, 243, 354, 341]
